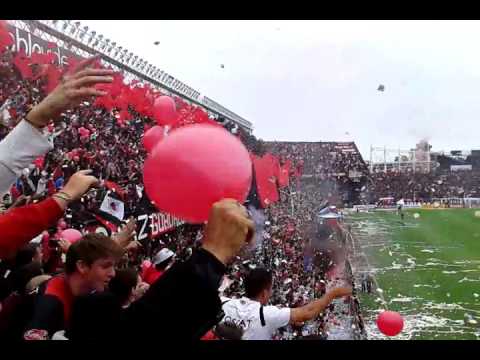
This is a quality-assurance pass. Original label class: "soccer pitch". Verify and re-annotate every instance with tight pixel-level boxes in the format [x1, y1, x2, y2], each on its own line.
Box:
[349, 209, 480, 340]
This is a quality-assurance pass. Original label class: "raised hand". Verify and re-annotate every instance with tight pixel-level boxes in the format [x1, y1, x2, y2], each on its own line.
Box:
[113, 217, 137, 249]
[202, 199, 255, 265]
[61, 170, 99, 201]
[26, 56, 115, 128]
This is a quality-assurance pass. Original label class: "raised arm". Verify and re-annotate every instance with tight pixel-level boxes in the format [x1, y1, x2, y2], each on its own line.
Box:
[290, 286, 352, 324]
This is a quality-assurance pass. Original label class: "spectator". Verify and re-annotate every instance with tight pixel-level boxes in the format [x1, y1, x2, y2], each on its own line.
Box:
[23, 233, 123, 340]
[0, 56, 114, 194]
[0, 262, 44, 340]
[221, 268, 352, 340]
[108, 267, 140, 308]
[0, 170, 99, 260]
[141, 247, 175, 285]
[118, 199, 255, 340]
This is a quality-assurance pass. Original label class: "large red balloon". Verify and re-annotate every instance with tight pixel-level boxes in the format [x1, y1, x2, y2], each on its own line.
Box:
[153, 96, 177, 126]
[377, 311, 404, 336]
[143, 124, 252, 223]
[142, 125, 165, 153]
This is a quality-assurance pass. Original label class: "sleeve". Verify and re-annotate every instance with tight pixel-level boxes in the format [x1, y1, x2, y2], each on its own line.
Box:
[263, 305, 291, 330]
[0, 119, 53, 194]
[24, 295, 65, 340]
[0, 197, 64, 259]
[122, 249, 226, 340]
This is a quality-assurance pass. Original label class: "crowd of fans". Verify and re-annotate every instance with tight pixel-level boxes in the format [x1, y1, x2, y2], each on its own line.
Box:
[0, 40, 360, 341]
[365, 169, 480, 204]
[4, 26, 479, 341]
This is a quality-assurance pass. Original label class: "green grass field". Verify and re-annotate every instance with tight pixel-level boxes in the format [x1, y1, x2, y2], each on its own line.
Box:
[349, 209, 480, 340]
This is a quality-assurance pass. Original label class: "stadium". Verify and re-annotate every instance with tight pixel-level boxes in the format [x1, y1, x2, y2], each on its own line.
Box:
[0, 20, 479, 341]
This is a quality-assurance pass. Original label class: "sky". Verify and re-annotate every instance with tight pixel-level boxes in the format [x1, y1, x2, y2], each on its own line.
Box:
[81, 20, 480, 159]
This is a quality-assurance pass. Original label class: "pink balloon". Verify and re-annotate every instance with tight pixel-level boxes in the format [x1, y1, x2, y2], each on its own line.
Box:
[143, 124, 252, 223]
[60, 229, 83, 244]
[142, 125, 165, 153]
[153, 96, 177, 126]
[377, 311, 404, 336]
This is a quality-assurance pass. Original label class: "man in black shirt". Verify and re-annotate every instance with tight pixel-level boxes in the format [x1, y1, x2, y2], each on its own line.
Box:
[68, 199, 255, 341]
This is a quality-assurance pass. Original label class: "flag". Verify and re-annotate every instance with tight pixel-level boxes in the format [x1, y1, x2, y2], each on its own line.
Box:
[93, 215, 119, 234]
[13, 50, 33, 79]
[278, 160, 291, 188]
[99, 191, 125, 222]
[252, 154, 279, 208]
[0, 21, 13, 53]
[104, 180, 126, 200]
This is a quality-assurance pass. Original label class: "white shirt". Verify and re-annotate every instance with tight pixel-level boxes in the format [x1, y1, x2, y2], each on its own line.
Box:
[52, 330, 68, 340]
[0, 120, 53, 194]
[221, 297, 290, 340]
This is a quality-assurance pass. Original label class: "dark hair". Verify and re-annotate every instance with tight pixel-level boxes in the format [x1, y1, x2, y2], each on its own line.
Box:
[244, 268, 272, 299]
[108, 268, 138, 305]
[11, 262, 43, 294]
[65, 233, 123, 275]
[14, 243, 39, 268]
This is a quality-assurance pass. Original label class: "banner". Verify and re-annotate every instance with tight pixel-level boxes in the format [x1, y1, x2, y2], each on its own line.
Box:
[6, 24, 79, 67]
[135, 211, 184, 242]
[451, 165, 472, 171]
[348, 169, 362, 179]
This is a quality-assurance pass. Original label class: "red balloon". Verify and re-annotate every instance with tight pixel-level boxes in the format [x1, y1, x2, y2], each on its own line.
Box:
[143, 124, 252, 223]
[142, 125, 165, 153]
[377, 311, 404, 336]
[153, 96, 177, 126]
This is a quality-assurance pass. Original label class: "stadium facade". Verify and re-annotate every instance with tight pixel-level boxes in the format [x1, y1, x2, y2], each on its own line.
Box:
[5, 20, 253, 133]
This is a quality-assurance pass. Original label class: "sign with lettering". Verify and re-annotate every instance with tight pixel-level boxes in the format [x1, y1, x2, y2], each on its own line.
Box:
[6, 24, 80, 67]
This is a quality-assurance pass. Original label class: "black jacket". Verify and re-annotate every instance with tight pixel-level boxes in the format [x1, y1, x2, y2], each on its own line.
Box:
[67, 248, 226, 341]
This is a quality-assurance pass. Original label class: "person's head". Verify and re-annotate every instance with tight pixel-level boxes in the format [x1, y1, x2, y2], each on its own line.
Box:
[15, 243, 42, 268]
[244, 268, 273, 305]
[65, 233, 123, 292]
[108, 268, 138, 306]
[11, 262, 43, 294]
[153, 248, 175, 271]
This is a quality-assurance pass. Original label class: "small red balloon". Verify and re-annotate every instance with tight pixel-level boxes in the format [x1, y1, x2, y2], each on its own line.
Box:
[153, 96, 177, 126]
[143, 124, 252, 223]
[377, 311, 404, 336]
[142, 125, 165, 153]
